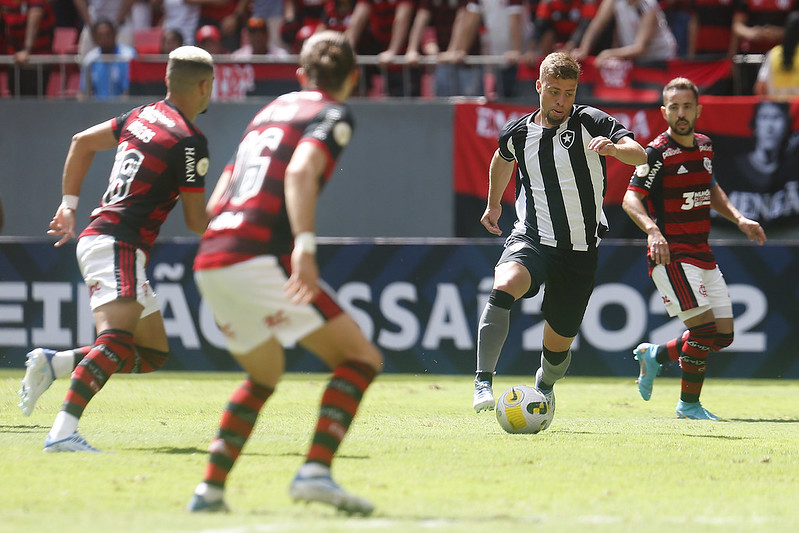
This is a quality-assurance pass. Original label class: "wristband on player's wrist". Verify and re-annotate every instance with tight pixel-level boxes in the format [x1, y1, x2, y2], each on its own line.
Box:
[294, 232, 317, 254]
[61, 195, 79, 211]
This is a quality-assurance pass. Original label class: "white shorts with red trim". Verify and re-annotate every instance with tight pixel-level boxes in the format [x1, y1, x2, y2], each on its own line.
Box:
[195, 255, 343, 354]
[651, 262, 733, 321]
[76, 234, 160, 317]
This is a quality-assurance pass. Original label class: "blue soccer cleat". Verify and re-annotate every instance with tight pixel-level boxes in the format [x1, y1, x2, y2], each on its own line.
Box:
[633, 343, 662, 401]
[676, 400, 719, 421]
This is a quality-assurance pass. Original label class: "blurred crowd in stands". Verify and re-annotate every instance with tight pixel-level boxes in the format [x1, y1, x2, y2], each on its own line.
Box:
[2, 0, 799, 98]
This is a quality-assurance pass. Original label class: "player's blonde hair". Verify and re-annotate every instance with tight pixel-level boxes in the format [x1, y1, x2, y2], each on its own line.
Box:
[539, 52, 581, 81]
[166, 46, 214, 93]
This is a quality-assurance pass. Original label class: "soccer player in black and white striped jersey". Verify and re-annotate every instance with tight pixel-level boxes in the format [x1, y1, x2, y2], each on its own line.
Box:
[472, 52, 647, 426]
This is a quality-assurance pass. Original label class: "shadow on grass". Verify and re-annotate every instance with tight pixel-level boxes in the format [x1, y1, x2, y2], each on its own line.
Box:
[725, 418, 799, 423]
[132, 447, 371, 460]
[0, 424, 46, 433]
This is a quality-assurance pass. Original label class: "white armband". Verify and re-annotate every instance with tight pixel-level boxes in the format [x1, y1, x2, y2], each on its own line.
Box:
[294, 232, 317, 254]
[61, 195, 79, 210]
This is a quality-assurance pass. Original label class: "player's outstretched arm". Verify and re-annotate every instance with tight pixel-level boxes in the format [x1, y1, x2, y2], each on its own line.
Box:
[48, 120, 117, 247]
[710, 184, 767, 245]
[588, 135, 647, 166]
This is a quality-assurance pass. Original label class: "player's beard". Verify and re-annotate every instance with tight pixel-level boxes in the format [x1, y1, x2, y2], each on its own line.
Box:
[545, 109, 567, 127]
[672, 117, 694, 136]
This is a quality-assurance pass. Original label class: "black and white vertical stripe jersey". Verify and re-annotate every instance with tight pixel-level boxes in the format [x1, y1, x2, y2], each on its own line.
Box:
[497, 104, 634, 251]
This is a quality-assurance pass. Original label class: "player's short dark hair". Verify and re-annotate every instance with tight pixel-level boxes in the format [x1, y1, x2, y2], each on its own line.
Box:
[663, 77, 698, 104]
[166, 46, 214, 92]
[539, 52, 581, 81]
[299, 30, 357, 93]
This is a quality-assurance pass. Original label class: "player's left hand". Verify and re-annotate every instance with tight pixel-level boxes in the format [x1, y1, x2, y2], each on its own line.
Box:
[739, 218, 767, 246]
[588, 136, 617, 157]
[47, 206, 76, 247]
[285, 249, 320, 305]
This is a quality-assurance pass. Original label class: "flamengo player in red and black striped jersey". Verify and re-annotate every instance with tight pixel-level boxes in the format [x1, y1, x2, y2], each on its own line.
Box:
[623, 77, 766, 420]
[188, 31, 383, 515]
[19, 47, 214, 453]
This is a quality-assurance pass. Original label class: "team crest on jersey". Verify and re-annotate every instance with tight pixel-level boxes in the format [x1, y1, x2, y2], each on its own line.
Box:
[559, 130, 575, 150]
[703, 157, 712, 174]
[197, 157, 209, 177]
[333, 121, 352, 147]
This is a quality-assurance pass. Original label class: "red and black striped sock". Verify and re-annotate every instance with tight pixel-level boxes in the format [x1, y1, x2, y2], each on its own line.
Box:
[117, 345, 169, 374]
[306, 360, 377, 468]
[203, 379, 274, 488]
[711, 332, 734, 351]
[679, 322, 716, 403]
[656, 330, 689, 364]
[63, 330, 133, 419]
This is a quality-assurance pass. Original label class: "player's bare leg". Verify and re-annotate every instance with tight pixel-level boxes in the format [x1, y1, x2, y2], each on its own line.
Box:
[289, 314, 382, 515]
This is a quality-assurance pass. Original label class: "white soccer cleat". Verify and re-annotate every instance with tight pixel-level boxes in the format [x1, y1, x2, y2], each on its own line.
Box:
[18, 348, 57, 416]
[186, 493, 230, 513]
[43, 431, 101, 453]
[473, 380, 495, 412]
[289, 470, 374, 516]
[535, 368, 555, 430]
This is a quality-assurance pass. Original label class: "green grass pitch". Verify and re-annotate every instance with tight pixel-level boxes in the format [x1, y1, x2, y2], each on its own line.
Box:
[2, 370, 798, 533]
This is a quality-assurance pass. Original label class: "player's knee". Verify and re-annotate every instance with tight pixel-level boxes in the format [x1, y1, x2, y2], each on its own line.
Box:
[713, 331, 734, 351]
[348, 343, 383, 374]
[133, 345, 169, 373]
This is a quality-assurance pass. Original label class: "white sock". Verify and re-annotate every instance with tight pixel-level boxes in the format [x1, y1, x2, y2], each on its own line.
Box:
[195, 482, 224, 501]
[48, 411, 79, 441]
[297, 462, 330, 479]
[51, 351, 78, 379]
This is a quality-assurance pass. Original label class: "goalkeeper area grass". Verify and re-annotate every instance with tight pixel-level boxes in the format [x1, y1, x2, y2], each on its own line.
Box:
[1, 370, 798, 533]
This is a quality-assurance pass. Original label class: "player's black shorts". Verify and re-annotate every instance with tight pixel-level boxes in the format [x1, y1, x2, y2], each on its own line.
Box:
[497, 236, 598, 338]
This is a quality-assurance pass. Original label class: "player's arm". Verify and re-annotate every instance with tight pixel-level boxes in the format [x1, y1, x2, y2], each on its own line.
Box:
[284, 141, 327, 305]
[48, 119, 118, 247]
[710, 183, 767, 245]
[206, 165, 233, 216]
[481, 149, 515, 236]
[180, 191, 209, 235]
[588, 135, 647, 165]
[622, 188, 671, 265]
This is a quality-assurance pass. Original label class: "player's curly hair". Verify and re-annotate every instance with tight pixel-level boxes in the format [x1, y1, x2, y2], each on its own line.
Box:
[299, 30, 357, 92]
[539, 52, 581, 81]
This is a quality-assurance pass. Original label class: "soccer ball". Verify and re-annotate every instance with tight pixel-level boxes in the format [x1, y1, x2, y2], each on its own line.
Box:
[495, 385, 552, 434]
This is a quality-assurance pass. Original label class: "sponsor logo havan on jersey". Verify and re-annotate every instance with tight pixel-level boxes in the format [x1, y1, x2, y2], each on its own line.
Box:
[185, 147, 196, 182]
[645, 160, 662, 189]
